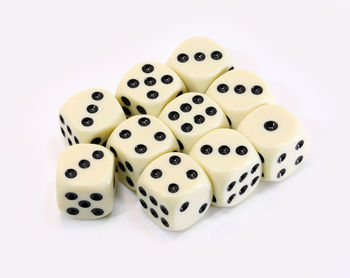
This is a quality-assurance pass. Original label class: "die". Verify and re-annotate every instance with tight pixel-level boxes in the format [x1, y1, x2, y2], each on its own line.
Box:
[159, 92, 229, 153]
[189, 128, 261, 207]
[167, 37, 233, 93]
[137, 152, 212, 231]
[56, 144, 116, 219]
[115, 62, 187, 117]
[206, 69, 275, 128]
[237, 104, 308, 181]
[107, 115, 179, 190]
[59, 88, 126, 146]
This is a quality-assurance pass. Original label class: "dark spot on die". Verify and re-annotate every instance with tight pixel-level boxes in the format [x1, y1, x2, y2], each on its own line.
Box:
[65, 192, 78, 200]
[186, 170, 198, 179]
[227, 181, 236, 191]
[239, 172, 248, 182]
[79, 200, 91, 208]
[211, 51, 222, 60]
[92, 150, 104, 159]
[194, 52, 206, 61]
[79, 159, 90, 169]
[91, 208, 104, 216]
[110, 147, 118, 157]
[118, 162, 126, 172]
[212, 195, 217, 203]
[149, 196, 158, 206]
[142, 64, 154, 73]
[181, 123, 193, 132]
[228, 66, 234, 71]
[92, 91, 104, 100]
[251, 163, 259, 174]
[135, 144, 147, 154]
[125, 161, 133, 172]
[161, 75, 173, 84]
[295, 156, 304, 165]
[239, 185, 248, 195]
[138, 117, 151, 126]
[127, 79, 139, 88]
[251, 176, 259, 186]
[217, 84, 229, 93]
[91, 137, 101, 144]
[60, 127, 66, 137]
[66, 125, 72, 135]
[67, 138, 73, 146]
[180, 202, 189, 212]
[74, 136, 79, 144]
[65, 169, 77, 179]
[140, 199, 147, 209]
[264, 121, 278, 131]
[121, 96, 131, 106]
[122, 106, 131, 116]
[168, 111, 180, 121]
[201, 145, 213, 155]
[66, 207, 79, 215]
[176, 91, 184, 97]
[199, 203, 208, 213]
[147, 90, 159, 99]
[59, 114, 65, 124]
[160, 205, 168, 215]
[277, 153, 287, 163]
[144, 77, 156, 86]
[227, 194, 236, 204]
[82, 117, 93, 127]
[194, 115, 205, 124]
[192, 95, 204, 104]
[258, 153, 265, 163]
[126, 176, 134, 187]
[218, 145, 230, 155]
[154, 132, 166, 141]
[150, 208, 158, 218]
[180, 103, 192, 112]
[168, 183, 179, 193]
[236, 146, 248, 155]
[277, 169, 286, 178]
[234, 85, 246, 94]
[90, 193, 103, 201]
[296, 140, 304, 150]
[177, 140, 184, 150]
[87, 104, 99, 113]
[138, 186, 147, 197]
[161, 217, 169, 227]
[169, 155, 181, 165]
[251, 85, 263, 95]
[177, 53, 189, 63]
[151, 169, 162, 179]
[205, 106, 217, 116]
[137, 106, 147, 114]
[119, 129, 131, 139]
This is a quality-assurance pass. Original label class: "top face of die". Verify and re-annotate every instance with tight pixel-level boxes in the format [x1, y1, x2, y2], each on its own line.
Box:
[236, 104, 306, 148]
[206, 69, 275, 114]
[189, 128, 258, 172]
[107, 115, 179, 159]
[159, 92, 229, 153]
[59, 89, 126, 140]
[138, 152, 211, 197]
[57, 144, 115, 187]
[115, 62, 186, 116]
[167, 37, 233, 92]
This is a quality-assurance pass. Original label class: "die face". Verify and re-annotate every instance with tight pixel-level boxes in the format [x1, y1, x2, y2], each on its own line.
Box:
[56, 144, 115, 219]
[59, 89, 126, 146]
[115, 62, 187, 117]
[107, 115, 179, 191]
[237, 104, 308, 181]
[189, 128, 261, 207]
[159, 93, 229, 153]
[206, 69, 275, 128]
[137, 152, 212, 231]
[167, 37, 233, 93]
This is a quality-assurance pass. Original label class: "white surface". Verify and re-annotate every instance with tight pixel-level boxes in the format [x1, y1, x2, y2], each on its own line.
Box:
[0, 0, 349, 277]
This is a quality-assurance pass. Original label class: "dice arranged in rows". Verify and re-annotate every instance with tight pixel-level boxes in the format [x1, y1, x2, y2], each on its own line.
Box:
[56, 36, 308, 231]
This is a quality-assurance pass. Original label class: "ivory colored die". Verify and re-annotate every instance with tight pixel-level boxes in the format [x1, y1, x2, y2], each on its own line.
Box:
[137, 152, 212, 231]
[189, 129, 261, 207]
[237, 104, 308, 181]
[159, 92, 229, 153]
[56, 144, 116, 219]
[167, 37, 233, 93]
[115, 62, 187, 117]
[107, 115, 179, 191]
[206, 69, 275, 128]
[59, 89, 126, 146]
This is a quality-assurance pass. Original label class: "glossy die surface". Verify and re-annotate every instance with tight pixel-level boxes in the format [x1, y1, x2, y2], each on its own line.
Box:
[107, 115, 179, 191]
[115, 62, 187, 117]
[137, 152, 212, 231]
[59, 89, 125, 146]
[237, 104, 308, 181]
[167, 37, 233, 93]
[189, 129, 261, 207]
[206, 69, 275, 128]
[56, 144, 115, 219]
[159, 93, 229, 153]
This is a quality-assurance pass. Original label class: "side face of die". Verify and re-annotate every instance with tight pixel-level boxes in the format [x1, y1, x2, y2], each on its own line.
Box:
[137, 153, 213, 231]
[189, 128, 262, 207]
[206, 69, 275, 128]
[237, 104, 308, 181]
[107, 115, 179, 191]
[159, 92, 229, 153]
[59, 89, 126, 146]
[167, 37, 233, 93]
[56, 144, 116, 219]
[115, 62, 187, 117]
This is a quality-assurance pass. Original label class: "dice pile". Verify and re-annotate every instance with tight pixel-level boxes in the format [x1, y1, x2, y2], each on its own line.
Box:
[57, 37, 308, 231]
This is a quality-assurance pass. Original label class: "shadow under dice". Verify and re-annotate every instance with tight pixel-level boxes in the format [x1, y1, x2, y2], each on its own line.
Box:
[137, 152, 212, 231]
[159, 93, 229, 153]
[56, 144, 116, 219]
[115, 62, 187, 117]
[189, 128, 261, 207]
[167, 37, 233, 93]
[237, 104, 308, 181]
[107, 115, 179, 191]
[59, 88, 126, 146]
[206, 69, 275, 128]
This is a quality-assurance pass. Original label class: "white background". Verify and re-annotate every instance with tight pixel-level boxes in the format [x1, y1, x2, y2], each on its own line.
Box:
[0, 0, 349, 277]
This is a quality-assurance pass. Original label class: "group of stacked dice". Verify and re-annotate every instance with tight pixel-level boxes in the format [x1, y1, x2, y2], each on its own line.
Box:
[57, 37, 308, 231]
